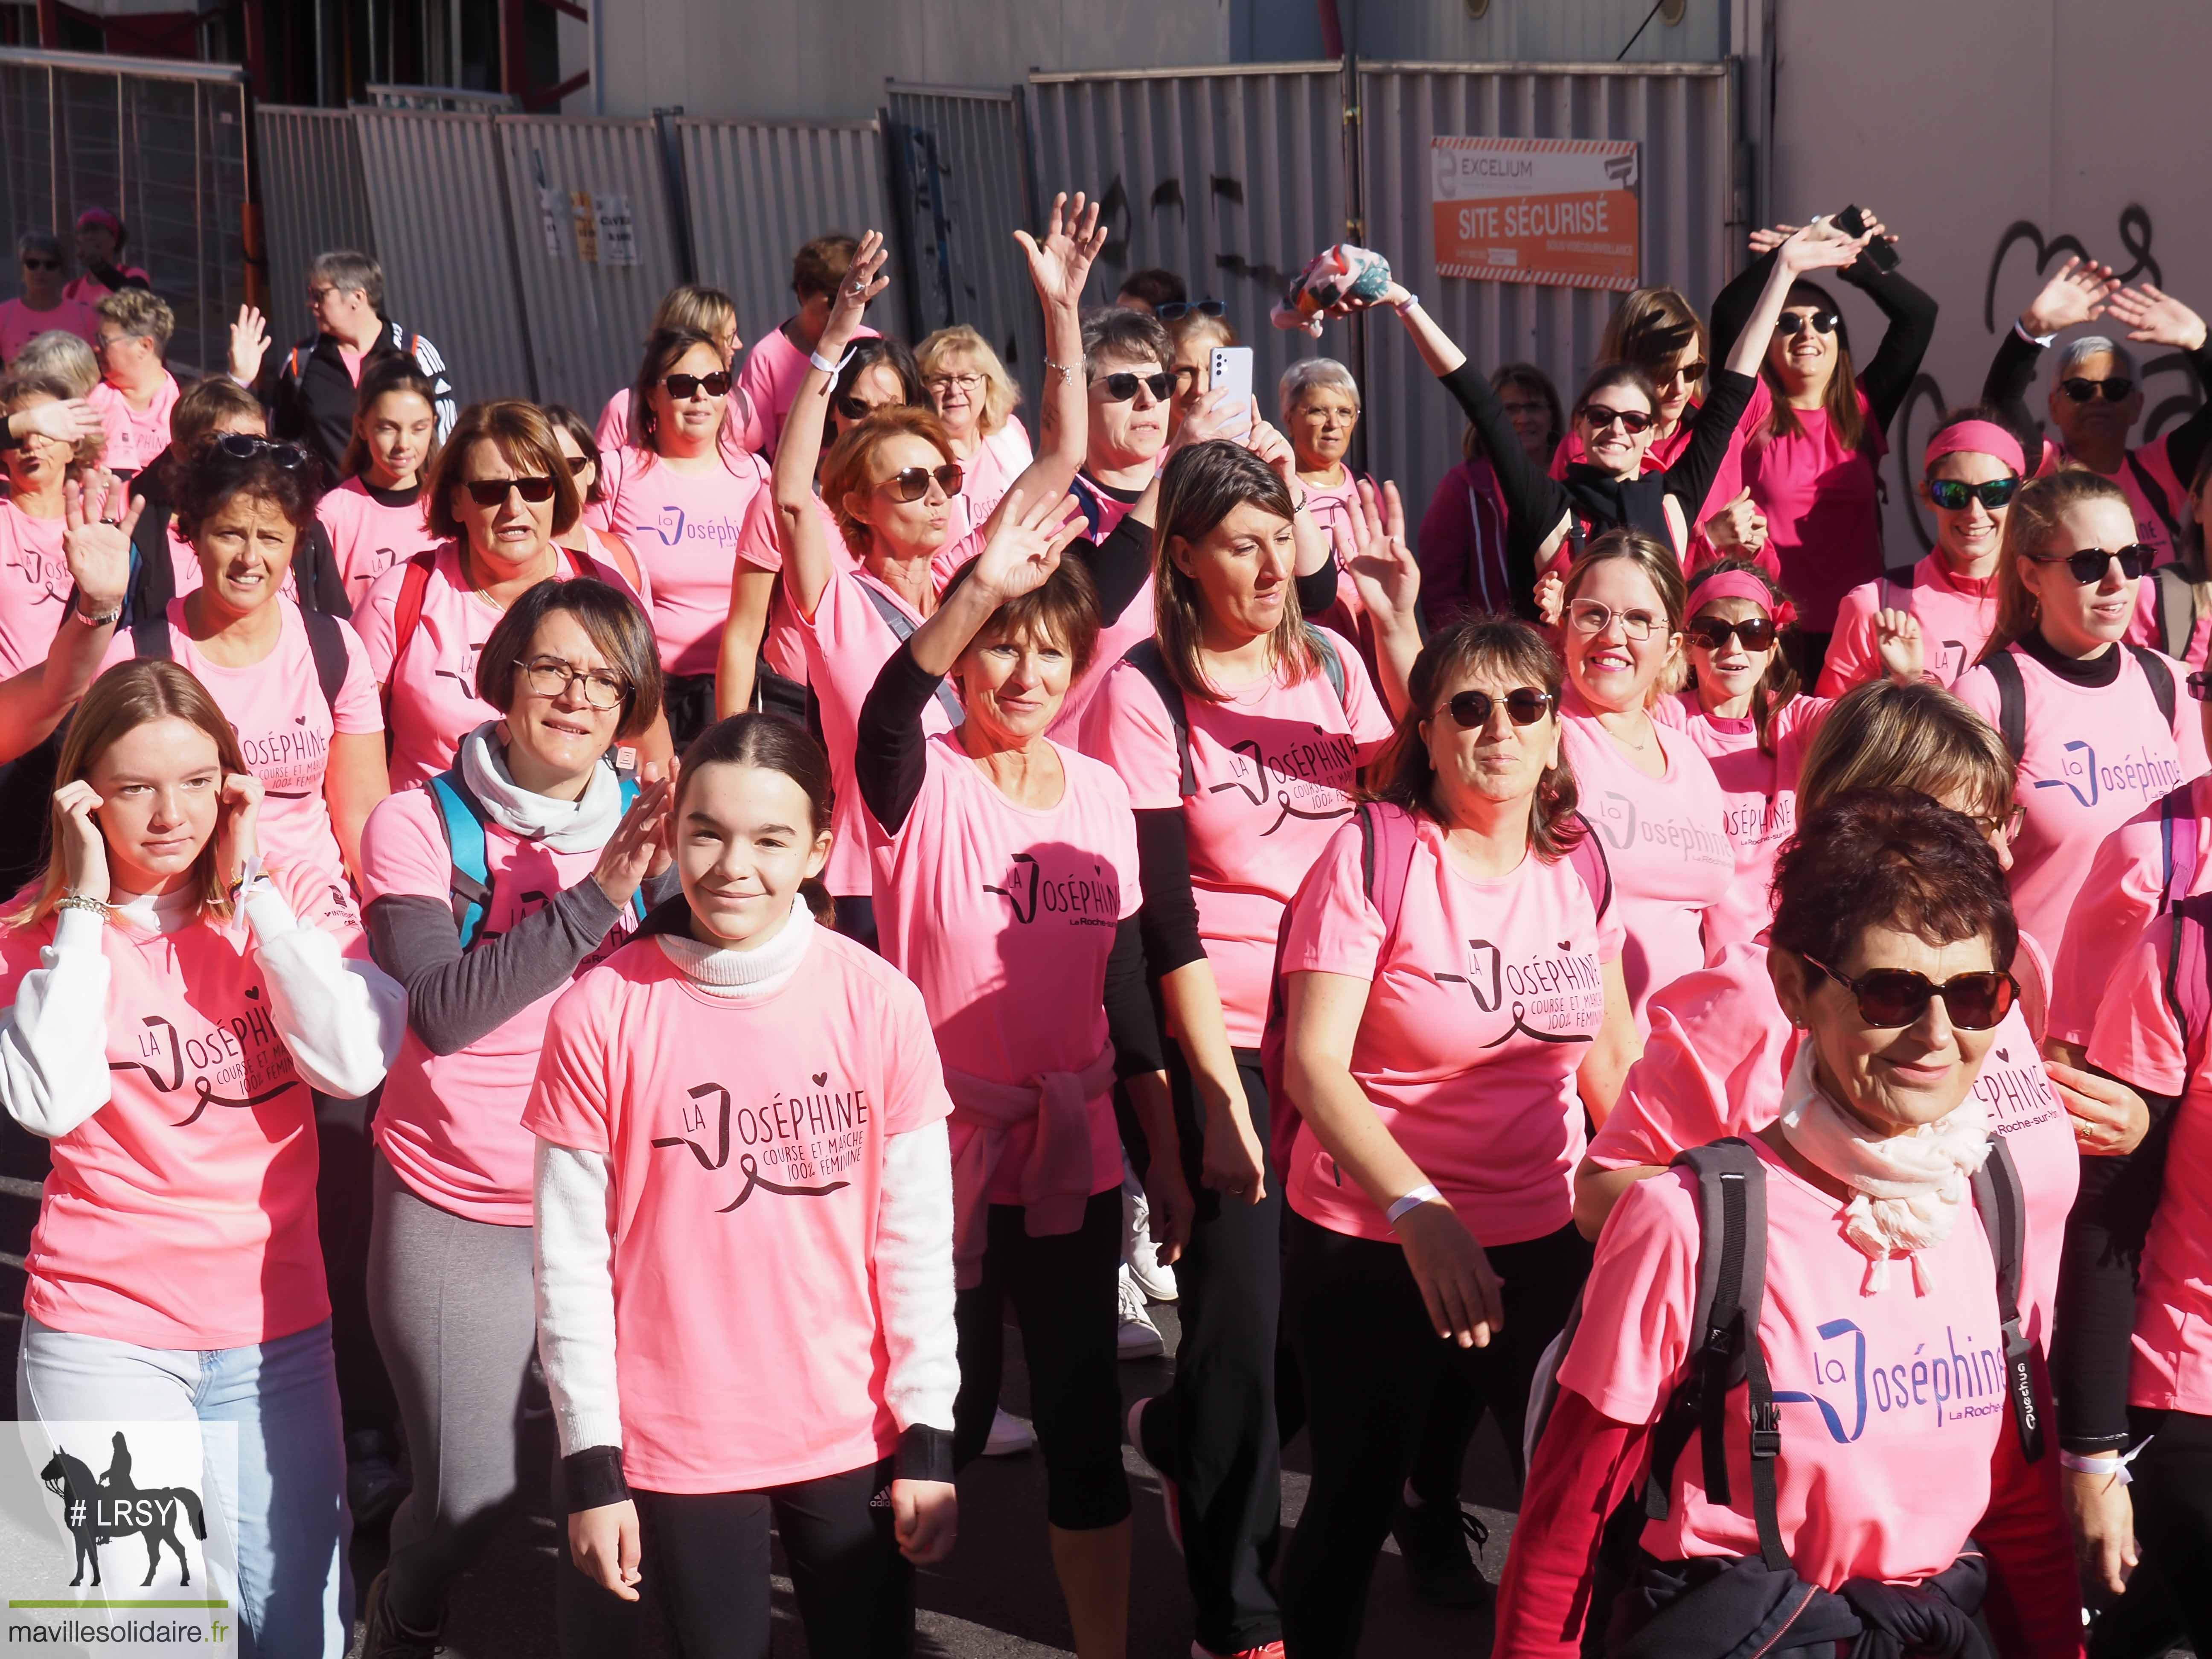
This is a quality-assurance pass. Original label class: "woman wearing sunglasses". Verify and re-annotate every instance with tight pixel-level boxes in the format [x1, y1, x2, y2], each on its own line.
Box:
[1816, 414, 2026, 694]
[1, 230, 96, 365]
[591, 282, 762, 460]
[1953, 470, 2209, 957]
[1505, 789, 2053, 1659]
[600, 326, 772, 747]
[317, 359, 444, 611]
[1275, 616, 1637, 1656]
[543, 403, 649, 595]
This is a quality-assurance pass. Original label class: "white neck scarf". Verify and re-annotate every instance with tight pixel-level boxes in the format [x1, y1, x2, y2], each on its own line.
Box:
[1777, 1041, 1992, 1295]
[457, 722, 626, 854]
[653, 895, 814, 1000]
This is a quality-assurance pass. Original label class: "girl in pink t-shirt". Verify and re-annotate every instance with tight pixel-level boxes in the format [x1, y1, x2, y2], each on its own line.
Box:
[353, 578, 676, 1652]
[526, 714, 957, 1656]
[1498, 792, 2040, 1657]
[316, 359, 442, 610]
[1274, 616, 1639, 1654]
[7, 659, 403, 1656]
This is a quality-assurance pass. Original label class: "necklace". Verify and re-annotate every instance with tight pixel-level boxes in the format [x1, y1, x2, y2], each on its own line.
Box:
[1603, 709, 1653, 753]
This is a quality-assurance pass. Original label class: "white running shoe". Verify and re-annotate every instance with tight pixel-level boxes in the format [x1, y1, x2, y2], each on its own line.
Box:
[1117, 1264, 1166, 1359]
[1124, 1168, 1179, 1302]
[983, 1406, 1036, 1457]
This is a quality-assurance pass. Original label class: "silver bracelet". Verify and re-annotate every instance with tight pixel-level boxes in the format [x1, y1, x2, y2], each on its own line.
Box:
[1044, 358, 1082, 384]
[72, 596, 122, 627]
[1392, 291, 1421, 315]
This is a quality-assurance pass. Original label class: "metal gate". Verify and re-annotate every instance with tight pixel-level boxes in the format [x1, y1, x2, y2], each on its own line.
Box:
[253, 105, 375, 353]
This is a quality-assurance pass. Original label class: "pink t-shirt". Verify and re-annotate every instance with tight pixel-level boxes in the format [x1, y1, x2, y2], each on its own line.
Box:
[0, 295, 98, 362]
[1671, 690, 1833, 953]
[315, 477, 439, 611]
[12, 864, 364, 1350]
[868, 731, 1138, 1204]
[1282, 808, 1624, 1245]
[1052, 477, 1153, 741]
[735, 320, 879, 457]
[1557, 691, 1732, 1028]
[97, 599, 381, 891]
[355, 542, 634, 791]
[2085, 920, 2212, 1413]
[0, 500, 72, 678]
[595, 385, 769, 467]
[958, 420, 1034, 529]
[600, 445, 772, 678]
[1739, 385, 1888, 631]
[1563, 1135, 2005, 1589]
[1818, 554, 1999, 694]
[522, 930, 953, 1492]
[1080, 629, 1394, 1046]
[362, 784, 646, 1224]
[87, 372, 180, 475]
[1953, 643, 2210, 953]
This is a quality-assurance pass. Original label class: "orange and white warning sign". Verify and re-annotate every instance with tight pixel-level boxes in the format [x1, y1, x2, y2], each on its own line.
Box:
[1430, 137, 1640, 289]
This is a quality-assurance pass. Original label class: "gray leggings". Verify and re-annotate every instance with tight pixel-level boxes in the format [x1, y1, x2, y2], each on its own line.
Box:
[366, 1155, 538, 1634]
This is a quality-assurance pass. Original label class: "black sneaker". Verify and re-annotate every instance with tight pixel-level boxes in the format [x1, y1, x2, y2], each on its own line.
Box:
[359, 1569, 445, 1657]
[1389, 1497, 1493, 1609]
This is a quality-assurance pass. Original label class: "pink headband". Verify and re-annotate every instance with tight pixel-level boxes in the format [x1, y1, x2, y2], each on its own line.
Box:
[75, 207, 122, 236]
[1924, 419, 2025, 478]
[1691, 569, 1796, 629]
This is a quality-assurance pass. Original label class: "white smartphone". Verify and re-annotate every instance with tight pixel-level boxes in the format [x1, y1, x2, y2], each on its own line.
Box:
[1210, 345, 1255, 438]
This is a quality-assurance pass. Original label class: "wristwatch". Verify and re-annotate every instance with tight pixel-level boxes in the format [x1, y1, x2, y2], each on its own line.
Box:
[72, 594, 122, 627]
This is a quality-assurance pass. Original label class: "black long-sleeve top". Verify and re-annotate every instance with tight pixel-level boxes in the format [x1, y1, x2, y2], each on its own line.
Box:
[1708, 246, 1939, 435]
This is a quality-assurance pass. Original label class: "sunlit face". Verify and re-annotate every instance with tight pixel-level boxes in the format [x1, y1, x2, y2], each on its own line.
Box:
[844, 432, 955, 561]
[1575, 382, 1657, 478]
[956, 620, 1074, 745]
[95, 324, 158, 384]
[1170, 499, 1296, 643]
[829, 361, 906, 444]
[1562, 558, 1680, 713]
[2016, 498, 2142, 656]
[82, 717, 223, 894]
[307, 280, 375, 338]
[924, 355, 987, 438]
[191, 492, 297, 617]
[1686, 596, 1777, 706]
[2047, 348, 2142, 454]
[1767, 300, 1839, 392]
[649, 341, 726, 449]
[452, 438, 556, 571]
[502, 609, 626, 781]
[553, 424, 597, 502]
[2, 394, 71, 492]
[1289, 388, 1359, 472]
[1090, 348, 1169, 469]
[1920, 450, 2017, 571]
[362, 389, 435, 488]
[676, 761, 831, 949]
[1422, 662, 1560, 824]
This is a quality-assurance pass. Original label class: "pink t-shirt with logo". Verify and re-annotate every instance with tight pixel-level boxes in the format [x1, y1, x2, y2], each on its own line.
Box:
[0, 500, 73, 678]
[1563, 1135, 2006, 1589]
[869, 732, 1138, 1203]
[1081, 629, 1394, 1046]
[1558, 691, 1733, 1027]
[601, 445, 772, 678]
[1282, 809, 1624, 1246]
[1053, 478, 1153, 741]
[362, 786, 646, 1224]
[98, 599, 381, 892]
[12, 864, 364, 1349]
[735, 321, 879, 457]
[1671, 690, 1833, 952]
[595, 384, 768, 464]
[1953, 643, 2210, 954]
[316, 477, 440, 611]
[522, 929, 952, 1492]
[0, 295, 98, 362]
[1819, 554, 2000, 695]
[87, 372, 180, 475]
[958, 420, 1034, 530]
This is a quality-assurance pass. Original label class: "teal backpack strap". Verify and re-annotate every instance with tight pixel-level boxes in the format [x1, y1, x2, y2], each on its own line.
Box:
[427, 770, 493, 949]
[1310, 627, 1348, 706]
[617, 773, 646, 926]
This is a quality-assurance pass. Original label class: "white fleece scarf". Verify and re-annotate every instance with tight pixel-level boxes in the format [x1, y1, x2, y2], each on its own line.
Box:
[1777, 1041, 1993, 1295]
[654, 894, 814, 999]
[457, 722, 625, 853]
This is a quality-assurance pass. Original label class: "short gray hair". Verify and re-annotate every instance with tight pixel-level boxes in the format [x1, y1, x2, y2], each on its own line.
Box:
[309, 250, 384, 313]
[2056, 334, 2137, 382]
[1279, 357, 1360, 420]
[15, 230, 61, 264]
[1081, 306, 1171, 375]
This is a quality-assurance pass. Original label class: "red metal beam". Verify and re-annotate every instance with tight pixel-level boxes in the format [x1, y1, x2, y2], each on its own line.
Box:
[498, 0, 527, 103]
[527, 65, 589, 111]
[35, 0, 59, 47]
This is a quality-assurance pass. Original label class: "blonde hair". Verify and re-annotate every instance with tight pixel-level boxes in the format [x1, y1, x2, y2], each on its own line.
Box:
[1169, 312, 1237, 358]
[12, 661, 249, 928]
[96, 288, 175, 354]
[917, 326, 1019, 437]
[1559, 527, 1688, 707]
[8, 330, 99, 397]
[1979, 468, 2133, 661]
[650, 284, 739, 347]
[1797, 678, 2014, 823]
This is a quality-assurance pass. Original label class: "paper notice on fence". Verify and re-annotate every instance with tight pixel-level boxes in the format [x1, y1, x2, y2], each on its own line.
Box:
[1430, 137, 1639, 289]
[537, 187, 563, 259]
[570, 190, 600, 263]
[597, 193, 640, 267]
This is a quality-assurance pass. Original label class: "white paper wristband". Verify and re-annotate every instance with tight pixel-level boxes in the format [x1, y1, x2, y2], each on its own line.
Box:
[1386, 1185, 1443, 1225]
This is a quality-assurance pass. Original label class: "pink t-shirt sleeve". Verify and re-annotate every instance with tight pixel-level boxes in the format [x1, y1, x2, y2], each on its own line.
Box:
[1281, 819, 1384, 980]
[1556, 1167, 1698, 1423]
[878, 968, 957, 1137]
[2085, 920, 2187, 1098]
[357, 787, 457, 905]
[2049, 805, 2170, 1048]
[522, 973, 616, 1155]
[1816, 581, 1881, 697]
[1079, 661, 1185, 810]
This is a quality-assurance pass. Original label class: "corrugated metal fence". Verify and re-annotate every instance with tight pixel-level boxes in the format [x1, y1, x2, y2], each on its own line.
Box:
[254, 106, 374, 351]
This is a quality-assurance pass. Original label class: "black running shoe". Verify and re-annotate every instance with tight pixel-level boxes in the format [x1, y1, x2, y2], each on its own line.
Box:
[1389, 1497, 1494, 1609]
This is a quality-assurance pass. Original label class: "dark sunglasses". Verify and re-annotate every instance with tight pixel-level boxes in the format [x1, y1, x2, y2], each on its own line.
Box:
[1156, 299, 1227, 321]
[1668, 358, 1709, 383]
[1802, 954, 2019, 1031]
[663, 370, 732, 399]
[2027, 543, 2155, 584]
[879, 463, 964, 502]
[20, 256, 59, 271]
[2061, 376, 2134, 404]
[2188, 669, 2212, 703]
[210, 433, 308, 469]
[1446, 687, 1555, 728]
[1686, 615, 1778, 652]
[1580, 403, 1654, 434]
[1926, 476, 2021, 512]
[564, 453, 594, 476]
[1094, 371, 1176, 404]
[462, 474, 558, 506]
[833, 393, 884, 420]
[1776, 311, 1839, 338]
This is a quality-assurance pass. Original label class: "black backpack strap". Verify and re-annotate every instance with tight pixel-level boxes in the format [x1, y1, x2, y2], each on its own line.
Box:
[2127, 643, 2178, 730]
[129, 611, 173, 662]
[2149, 565, 2197, 662]
[1356, 802, 1376, 898]
[1970, 1135, 2046, 1466]
[856, 581, 965, 729]
[1124, 637, 1195, 797]
[1982, 647, 2027, 763]
[300, 605, 349, 716]
[2126, 450, 2184, 545]
[122, 496, 176, 626]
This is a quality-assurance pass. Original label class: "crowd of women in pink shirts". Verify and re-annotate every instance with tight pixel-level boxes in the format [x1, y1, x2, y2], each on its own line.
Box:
[3, 184, 2212, 1659]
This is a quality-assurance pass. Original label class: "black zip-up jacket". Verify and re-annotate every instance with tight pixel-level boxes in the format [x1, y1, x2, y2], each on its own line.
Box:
[266, 320, 457, 474]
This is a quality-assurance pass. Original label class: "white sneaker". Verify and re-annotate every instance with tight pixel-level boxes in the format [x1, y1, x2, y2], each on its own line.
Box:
[983, 1406, 1036, 1457]
[1124, 1170, 1179, 1302]
[1117, 1265, 1166, 1359]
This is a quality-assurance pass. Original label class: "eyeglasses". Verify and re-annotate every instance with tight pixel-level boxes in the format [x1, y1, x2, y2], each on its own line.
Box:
[1567, 599, 1664, 640]
[2188, 669, 2212, 703]
[2061, 376, 2134, 404]
[1579, 404, 1654, 435]
[1800, 953, 2019, 1031]
[1664, 358, 1709, 384]
[663, 371, 732, 399]
[834, 393, 888, 421]
[563, 453, 594, 477]
[878, 463, 964, 502]
[1094, 371, 1176, 404]
[1445, 687, 1555, 728]
[20, 256, 58, 271]
[1776, 311, 1839, 338]
[515, 657, 629, 711]
[1157, 299, 1226, 321]
[1500, 398, 1552, 420]
[1685, 614, 1778, 652]
[1968, 804, 2027, 841]
[923, 372, 985, 395]
[1926, 477, 2021, 512]
[2026, 543, 2155, 584]
[462, 475, 557, 506]
[209, 433, 308, 469]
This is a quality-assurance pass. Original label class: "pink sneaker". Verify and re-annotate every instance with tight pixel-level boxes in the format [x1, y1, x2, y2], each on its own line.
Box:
[1126, 1397, 1182, 1554]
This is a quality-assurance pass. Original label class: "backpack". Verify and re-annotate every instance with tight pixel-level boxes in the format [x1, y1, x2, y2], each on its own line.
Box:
[2156, 780, 2202, 915]
[1982, 641, 2177, 763]
[1122, 630, 1348, 797]
[856, 579, 965, 728]
[382, 544, 594, 724]
[130, 602, 350, 718]
[425, 763, 649, 949]
[2126, 449, 2184, 551]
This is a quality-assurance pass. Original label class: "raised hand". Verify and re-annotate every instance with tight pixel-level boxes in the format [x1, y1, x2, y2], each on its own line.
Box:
[593, 772, 675, 910]
[1171, 388, 1251, 454]
[2105, 283, 2208, 352]
[19, 398, 102, 446]
[2021, 256, 2121, 336]
[228, 305, 271, 386]
[823, 230, 891, 356]
[1533, 569, 1566, 628]
[1245, 410, 1295, 480]
[217, 772, 266, 884]
[62, 472, 141, 620]
[1747, 223, 1801, 256]
[1776, 216, 1873, 277]
[1015, 191, 1106, 311]
[1702, 487, 1767, 556]
[1345, 478, 1420, 634]
[972, 487, 1084, 602]
[53, 780, 109, 904]
[1873, 608, 1925, 683]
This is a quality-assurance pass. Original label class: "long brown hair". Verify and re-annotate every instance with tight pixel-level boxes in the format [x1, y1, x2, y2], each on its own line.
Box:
[1152, 440, 1318, 702]
[1978, 469, 2131, 661]
[1685, 558, 1801, 756]
[1599, 286, 1708, 389]
[1757, 281, 1866, 452]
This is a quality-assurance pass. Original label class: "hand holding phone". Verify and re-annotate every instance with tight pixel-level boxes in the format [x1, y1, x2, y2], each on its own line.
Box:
[1210, 346, 1255, 440]
[1834, 204, 1898, 273]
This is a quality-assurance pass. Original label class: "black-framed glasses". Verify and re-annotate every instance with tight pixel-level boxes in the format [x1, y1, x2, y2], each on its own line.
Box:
[1157, 299, 1226, 321]
[463, 475, 557, 506]
[1926, 476, 2021, 512]
[663, 370, 732, 399]
[878, 463, 964, 503]
[20, 256, 58, 271]
[516, 657, 629, 711]
[2061, 376, 2134, 404]
[1801, 954, 2019, 1030]
[210, 433, 308, 469]
[1580, 403, 1654, 435]
[1776, 311, 1839, 338]
[1094, 371, 1175, 404]
[2026, 543, 2155, 584]
[1567, 599, 1664, 640]
[1446, 687, 1555, 728]
[1686, 614, 1778, 652]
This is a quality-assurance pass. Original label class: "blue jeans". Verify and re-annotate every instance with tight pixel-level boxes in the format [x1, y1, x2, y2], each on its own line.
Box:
[17, 1316, 352, 1657]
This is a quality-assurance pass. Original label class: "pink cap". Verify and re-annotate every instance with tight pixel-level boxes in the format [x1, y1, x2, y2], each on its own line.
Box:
[1924, 419, 2025, 478]
[75, 206, 122, 237]
[1690, 568, 1797, 629]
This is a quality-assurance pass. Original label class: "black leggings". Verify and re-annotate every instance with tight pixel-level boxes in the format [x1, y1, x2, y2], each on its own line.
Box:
[951, 1185, 1129, 1531]
[1281, 1211, 1594, 1658]
[2125, 1406, 2212, 1655]
[556, 1457, 913, 1658]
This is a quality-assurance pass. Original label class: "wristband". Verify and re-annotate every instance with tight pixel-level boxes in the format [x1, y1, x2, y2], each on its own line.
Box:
[2013, 318, 2055, 349]
[809, 344, 856, 378]
[72, 595, 122, 627]
[228, 853, 267, 902]
[1386, 1184, 1443, 1225]
[1393, 291, 1421, 315]
[2061, 1438, 2154, 1482]
[56, 892, 111, 918]
[562, 1444, 630, 1513]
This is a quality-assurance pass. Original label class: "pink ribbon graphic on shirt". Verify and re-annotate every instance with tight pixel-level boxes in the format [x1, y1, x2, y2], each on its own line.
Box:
[716, 1153, 849, 1211]
[173, 1074, 300, 1126]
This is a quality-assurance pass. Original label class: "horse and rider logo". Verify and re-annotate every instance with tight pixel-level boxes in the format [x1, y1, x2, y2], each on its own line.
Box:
[38, 1429, 208, 1589]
